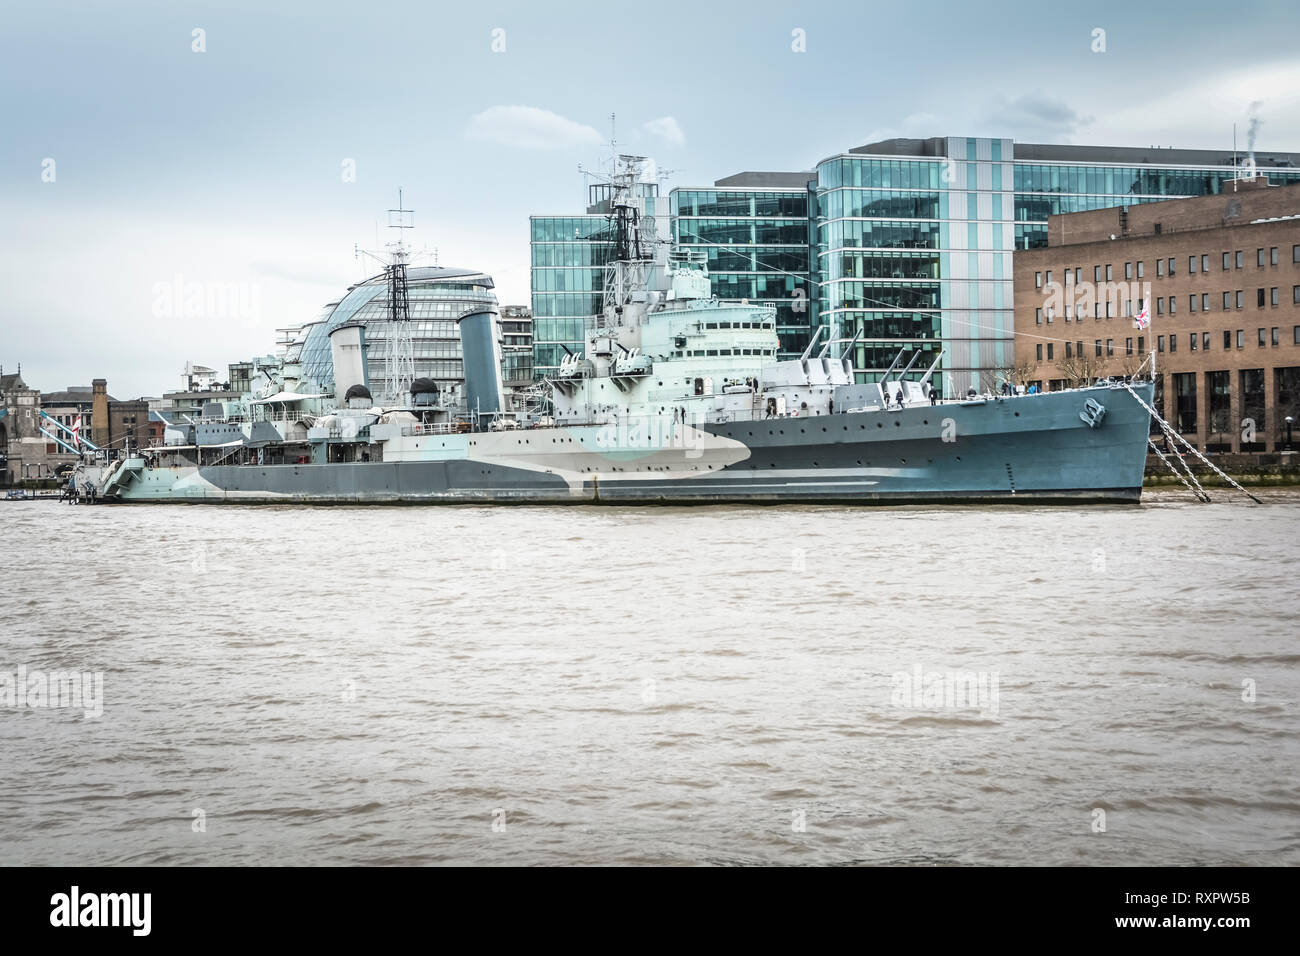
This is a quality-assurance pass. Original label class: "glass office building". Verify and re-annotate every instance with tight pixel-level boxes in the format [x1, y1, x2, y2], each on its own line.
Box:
[531, 138, 1300, 391]
[671, 173, 815, 359]
[298, 266, 497, 397]
[818, 137, 1300, 395]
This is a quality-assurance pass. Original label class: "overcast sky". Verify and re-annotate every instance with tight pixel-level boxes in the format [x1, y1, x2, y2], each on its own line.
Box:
[3, 0, 1298, 397]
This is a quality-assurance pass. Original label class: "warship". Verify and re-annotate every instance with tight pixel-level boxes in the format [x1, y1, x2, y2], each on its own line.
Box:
[97, 159, 1156, 506]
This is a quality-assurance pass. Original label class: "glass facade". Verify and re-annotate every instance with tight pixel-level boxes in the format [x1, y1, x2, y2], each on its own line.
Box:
[816, 137, 1300, 393]
[671, 187, 814, 359]
[816, 138, 1014, 394]
[531, 139, 1300, 389]
[298, 267, 497, 397]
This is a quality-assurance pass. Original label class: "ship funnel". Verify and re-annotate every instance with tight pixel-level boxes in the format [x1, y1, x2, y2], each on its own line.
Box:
[456, 307, 505, 420]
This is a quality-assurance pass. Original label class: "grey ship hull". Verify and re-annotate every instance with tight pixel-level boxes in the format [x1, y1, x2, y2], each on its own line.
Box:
[107, 385, 1154, 505]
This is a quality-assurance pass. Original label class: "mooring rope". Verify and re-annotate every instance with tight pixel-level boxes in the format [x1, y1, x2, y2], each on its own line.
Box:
[1124, 383, 1262, 504]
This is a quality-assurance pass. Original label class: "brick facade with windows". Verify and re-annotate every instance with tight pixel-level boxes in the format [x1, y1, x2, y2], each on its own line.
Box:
[1015, 178, 1300, 451]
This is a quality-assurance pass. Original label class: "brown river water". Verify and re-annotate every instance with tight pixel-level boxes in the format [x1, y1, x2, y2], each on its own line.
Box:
[1, 490, 1297, 865]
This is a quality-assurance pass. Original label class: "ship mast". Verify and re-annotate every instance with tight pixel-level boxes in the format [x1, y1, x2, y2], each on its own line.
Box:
[578, 154, 663, 329]
[383, 190, 415, 404]
[355, 191, 418, 405]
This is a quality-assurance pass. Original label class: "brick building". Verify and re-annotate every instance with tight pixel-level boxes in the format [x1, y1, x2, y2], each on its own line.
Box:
[1014, 178, 1300, 452]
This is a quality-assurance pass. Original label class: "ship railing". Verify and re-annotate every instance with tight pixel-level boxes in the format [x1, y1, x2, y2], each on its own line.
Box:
[401, 423, 457, 437]
[321, 426, 372, 440]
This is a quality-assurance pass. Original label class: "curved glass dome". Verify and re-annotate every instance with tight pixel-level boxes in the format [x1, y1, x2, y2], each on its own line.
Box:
[299, 266, 497, 397]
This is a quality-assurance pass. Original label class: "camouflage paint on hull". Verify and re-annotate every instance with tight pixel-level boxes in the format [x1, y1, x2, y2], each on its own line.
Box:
[106, 384, 1153, 505]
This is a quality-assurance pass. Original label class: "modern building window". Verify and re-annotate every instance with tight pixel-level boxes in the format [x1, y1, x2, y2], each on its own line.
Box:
[1075, 267, 1082, 285]
[1169, 296, 1177, 315]
[1258, 288, 1266, 308]
[1126, 337, 1134, 355]
[1157, 335, 1165, 353]
[1157, 297, 1164, 316]
[1189, 256, 1197, 274]
[1035, 307, 1042, 324]
[1169, 334, 1177, 353]
[1157, 259, 1165, 277]
[1236, 290, 1244, 308]
[1168, 257, 1175, 276]
[1173, 372, 1197, 434]
[1046, 343, 1054, 360]
[1240, 369, 1266, 447]
[1093, 265, 1101, 283]
[1202, 254, 1209, 272]
[1046, 270, 1053, 285]
[1237, 329, 1244, 348]
[1295, 326, 1300, 345]
[1095, 339, 1103, 357]
[1207, 370, 1231, 442]
[1272, 327, 1279, 346]
[1223, 292, 1232, 310]
[1294, 245, 1300, 264]
[1189, 295, 1197, 313]
[1190, 333, 1198, 351]
[1271, 287, 1279, 306]
[1224, 330, 1232, 350]
[1203, 331, 1210, 350]
[1137, 261, 1145, 278]
[1065, 303, 1072, 321]
[1259, 328, 1266, 346]
[1124, 299, 1132, 317]
[1270, 247, 1279, 266]
[1106, 338, 1114, 356]
[1077, 340, 1084, 357]
[1236, 251, 1244, 268]
[1036, 343, 1043, 360]
[1106, 264, 1113, 281]
[1201, 293, 1209, 311]
[1294, 285, 1300, 304]
[1258, 248, 1266, 267]
[1065, 341, 1073, 358]
[1137, 335, 1145, 354]
[1105, 300, 1112, 318]
[1035, 271, 1042, 288]
[1222, 252, 1231, 270]
[1125, 262, 1132, 280]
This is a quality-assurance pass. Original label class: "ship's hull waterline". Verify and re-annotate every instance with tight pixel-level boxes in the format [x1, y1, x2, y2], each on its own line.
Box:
[106, 385, 1154, 506]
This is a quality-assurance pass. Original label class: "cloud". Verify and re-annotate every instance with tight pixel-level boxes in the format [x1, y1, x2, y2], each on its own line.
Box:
[642, 116, 685, 148]
[981, 94, 1093, 142]
[860, 112, 939, 145]
[464, 105, 604, 150]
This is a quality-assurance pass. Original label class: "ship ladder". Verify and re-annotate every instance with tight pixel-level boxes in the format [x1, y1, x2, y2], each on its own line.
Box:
[1122, 383, 1262, 504]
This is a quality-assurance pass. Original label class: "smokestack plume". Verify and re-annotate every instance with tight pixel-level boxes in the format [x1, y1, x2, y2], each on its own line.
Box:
[1246, 100, 1263, 167]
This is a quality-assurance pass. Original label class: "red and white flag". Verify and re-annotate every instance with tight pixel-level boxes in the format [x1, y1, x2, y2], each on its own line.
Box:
[70, 416, 82, 449]
[1134, 303, 1150, 330]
